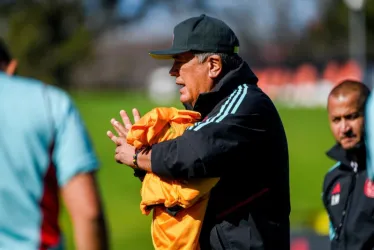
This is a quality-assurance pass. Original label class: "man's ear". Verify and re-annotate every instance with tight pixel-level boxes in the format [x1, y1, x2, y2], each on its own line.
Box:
[6, 59, 17, 75]
[207, 55, 222, 79]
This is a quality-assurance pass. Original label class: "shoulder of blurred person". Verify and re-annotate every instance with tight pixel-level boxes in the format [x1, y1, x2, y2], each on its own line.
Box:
[366, 91, 374, 181]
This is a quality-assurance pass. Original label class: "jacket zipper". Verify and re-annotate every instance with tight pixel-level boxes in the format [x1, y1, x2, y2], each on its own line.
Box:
[334, 162, 358, 247]
[335, 162, 358, 240]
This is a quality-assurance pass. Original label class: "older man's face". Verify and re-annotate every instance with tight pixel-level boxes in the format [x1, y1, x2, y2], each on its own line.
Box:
[169, 52, 214, 107]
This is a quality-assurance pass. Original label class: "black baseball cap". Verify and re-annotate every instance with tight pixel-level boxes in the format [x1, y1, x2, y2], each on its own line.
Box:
[149, 14, 240, 59]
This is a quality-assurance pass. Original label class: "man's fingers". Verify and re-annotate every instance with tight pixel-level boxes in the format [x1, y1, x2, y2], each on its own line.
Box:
[107, 130, 120, 144]
[111, 118, 127, 136]
[118, 109, 141, 130]
[107, 130, 114, 139]
[110, 118, 123, 136]
[114, 153, 122, 164]
[132, 108, 141, 123]
[120, 110, 132, 130]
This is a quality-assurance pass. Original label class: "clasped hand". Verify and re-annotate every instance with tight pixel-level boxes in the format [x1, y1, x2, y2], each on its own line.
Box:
[106, 108, 141, 168]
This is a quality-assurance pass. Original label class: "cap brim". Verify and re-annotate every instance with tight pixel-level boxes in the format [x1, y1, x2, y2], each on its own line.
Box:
[149, 48, 190, 60]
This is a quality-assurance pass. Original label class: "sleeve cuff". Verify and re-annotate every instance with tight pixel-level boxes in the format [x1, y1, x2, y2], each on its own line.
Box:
[151, 141, 175, 179]
[58, 158, 99, 187]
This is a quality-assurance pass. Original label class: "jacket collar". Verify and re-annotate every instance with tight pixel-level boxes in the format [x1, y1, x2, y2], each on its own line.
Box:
[326, 142, 366, 172]
[184, 61, 258, 117]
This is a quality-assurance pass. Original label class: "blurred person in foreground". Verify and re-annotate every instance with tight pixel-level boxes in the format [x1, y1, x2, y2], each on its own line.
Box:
[0, 39, 109, 250]
[322, 79, 372, 250]
[107, 14, 290, 249]
[367, 90, 374, 177]
[366, 88, 374, 222]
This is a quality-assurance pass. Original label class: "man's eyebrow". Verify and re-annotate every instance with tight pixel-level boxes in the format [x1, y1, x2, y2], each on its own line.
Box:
[345, 111, 361, 116]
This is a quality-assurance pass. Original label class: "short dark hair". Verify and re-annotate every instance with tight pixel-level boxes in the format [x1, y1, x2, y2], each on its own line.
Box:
[328, 79, 371, 112]
[0, 38, 11, 64]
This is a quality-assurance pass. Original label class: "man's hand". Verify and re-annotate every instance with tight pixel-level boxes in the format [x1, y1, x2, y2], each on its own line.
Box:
[107, 108, 141, 168]
[115, 137, 136, 167]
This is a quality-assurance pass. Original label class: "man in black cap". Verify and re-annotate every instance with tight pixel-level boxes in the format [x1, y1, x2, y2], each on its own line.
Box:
[108, 14, 290, 249]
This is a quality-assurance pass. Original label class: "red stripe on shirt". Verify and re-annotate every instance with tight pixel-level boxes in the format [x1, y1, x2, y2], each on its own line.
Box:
[39, 141, 60, 250]
[216, 188, 270, 220]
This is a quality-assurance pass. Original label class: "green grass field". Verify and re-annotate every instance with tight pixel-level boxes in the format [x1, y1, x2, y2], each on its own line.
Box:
[60, 91, 336, 249]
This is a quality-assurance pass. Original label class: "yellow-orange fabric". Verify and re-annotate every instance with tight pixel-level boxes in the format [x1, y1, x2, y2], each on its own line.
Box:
[127, 107, 219, 250]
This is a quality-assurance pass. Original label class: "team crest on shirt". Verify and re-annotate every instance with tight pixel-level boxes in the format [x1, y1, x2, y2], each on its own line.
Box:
[331, 182, 341, 206]
[364, 179, 374, 198]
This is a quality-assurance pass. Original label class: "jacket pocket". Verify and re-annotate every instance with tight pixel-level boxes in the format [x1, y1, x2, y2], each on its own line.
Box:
[210, 219, 264, 250]
[210, 222, 230, 250]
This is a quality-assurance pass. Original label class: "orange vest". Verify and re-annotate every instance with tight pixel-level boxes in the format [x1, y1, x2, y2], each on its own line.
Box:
[127, 107, 219, 250]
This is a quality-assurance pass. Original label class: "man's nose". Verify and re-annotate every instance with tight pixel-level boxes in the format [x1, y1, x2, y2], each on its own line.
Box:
[169, 64, 179, 77]
[340, 120, 351, 133]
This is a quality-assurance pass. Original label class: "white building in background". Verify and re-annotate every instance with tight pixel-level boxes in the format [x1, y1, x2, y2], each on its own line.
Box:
[147, 66, 178, 105]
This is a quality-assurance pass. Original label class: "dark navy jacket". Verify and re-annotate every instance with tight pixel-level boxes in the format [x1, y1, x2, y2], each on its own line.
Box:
[323, 143, 374, 250]
[151, 61, 291, 250]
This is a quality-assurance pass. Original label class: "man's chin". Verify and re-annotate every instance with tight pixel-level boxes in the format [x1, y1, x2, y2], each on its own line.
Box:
[180, 95, 187, 103]
[340, 141, 360, 151]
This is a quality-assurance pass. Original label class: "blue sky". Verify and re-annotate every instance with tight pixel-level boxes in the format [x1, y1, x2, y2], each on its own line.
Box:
[86, 0, 320, 43]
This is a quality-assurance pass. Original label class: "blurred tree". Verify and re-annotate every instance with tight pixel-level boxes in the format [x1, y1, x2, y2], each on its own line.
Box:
[1, 0, 211, 88]
[1, 0, 92, 89]
[101, 0, 117, 8]
[290, 0, 374, 64]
